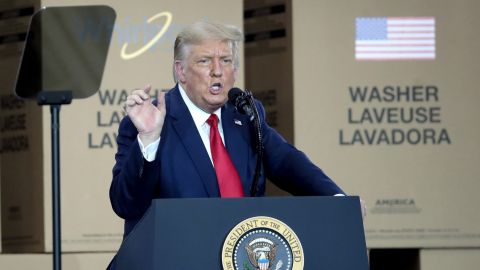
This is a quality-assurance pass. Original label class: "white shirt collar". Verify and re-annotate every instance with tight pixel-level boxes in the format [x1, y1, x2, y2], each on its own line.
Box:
[178, 84, 222, 128]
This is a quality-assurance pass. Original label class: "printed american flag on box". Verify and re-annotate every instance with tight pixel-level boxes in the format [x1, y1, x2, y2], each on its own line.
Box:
[355, 17, 436, 61]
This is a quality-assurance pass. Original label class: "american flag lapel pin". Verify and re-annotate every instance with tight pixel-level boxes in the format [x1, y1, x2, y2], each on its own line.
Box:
[234, 119, 242, 126]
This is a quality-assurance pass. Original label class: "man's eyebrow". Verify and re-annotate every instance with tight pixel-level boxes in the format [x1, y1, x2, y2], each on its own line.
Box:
[196, 53, 232, 58]
[194, 54, 212, 59]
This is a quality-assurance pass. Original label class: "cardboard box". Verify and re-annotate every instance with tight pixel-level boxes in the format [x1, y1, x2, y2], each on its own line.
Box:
[421, 249, 480, 270]
[1, 0, 244, 252]
[245, 0, 292, 143]
[0, 2, 35, 253]
[0, 252, 116, 269]
[244, 0, 293, 196]
[291, 0, 480, 248]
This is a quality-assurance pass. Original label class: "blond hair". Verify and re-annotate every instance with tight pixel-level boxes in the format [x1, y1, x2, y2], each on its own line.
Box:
[173, 21, 243, 82]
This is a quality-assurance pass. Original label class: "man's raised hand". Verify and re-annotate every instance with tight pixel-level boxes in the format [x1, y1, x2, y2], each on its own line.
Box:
[124, 85, 166, 146]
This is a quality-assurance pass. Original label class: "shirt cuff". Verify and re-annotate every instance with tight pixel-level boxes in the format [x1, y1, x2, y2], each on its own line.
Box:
[137, 136, 160, 162]
[334, 194, 346, 196]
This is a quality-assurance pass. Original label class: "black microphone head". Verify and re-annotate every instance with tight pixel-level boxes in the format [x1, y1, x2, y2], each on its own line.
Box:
[228, 87, 243, 104]
[228, 87, 253, 116]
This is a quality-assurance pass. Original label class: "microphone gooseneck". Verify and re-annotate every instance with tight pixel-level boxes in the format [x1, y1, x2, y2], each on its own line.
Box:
[228, 88, 264, 197]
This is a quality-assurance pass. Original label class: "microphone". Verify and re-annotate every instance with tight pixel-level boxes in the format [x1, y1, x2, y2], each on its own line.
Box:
[228, 87, 254, 117]
[228, 87, 263, 197]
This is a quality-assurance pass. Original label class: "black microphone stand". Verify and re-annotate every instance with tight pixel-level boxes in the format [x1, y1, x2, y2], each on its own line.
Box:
[243, 89, 264, 197]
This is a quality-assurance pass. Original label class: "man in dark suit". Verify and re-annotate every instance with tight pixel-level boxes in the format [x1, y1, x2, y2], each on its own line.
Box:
[110, 21, 347, 241]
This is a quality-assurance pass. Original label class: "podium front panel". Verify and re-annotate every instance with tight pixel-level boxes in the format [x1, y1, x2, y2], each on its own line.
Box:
[116, 196, 368, 270]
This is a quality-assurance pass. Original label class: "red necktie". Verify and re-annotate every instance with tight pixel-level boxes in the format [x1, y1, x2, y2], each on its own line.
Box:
[207, 114, 244, 197]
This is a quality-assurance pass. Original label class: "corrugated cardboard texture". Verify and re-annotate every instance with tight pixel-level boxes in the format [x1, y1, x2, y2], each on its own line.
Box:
[1, 0, 244, 252]
[292, 0, 480, 247]
[0, 252, 115, 269]
[421, 249, 480, 270]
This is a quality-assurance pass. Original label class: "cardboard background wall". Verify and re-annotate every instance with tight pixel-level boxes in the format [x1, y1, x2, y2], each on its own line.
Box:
[0, 0, 42, 252]
[292, 0, 480, 247]
[1, 0, 244, 252]
[244, 0, 292, 196]
[0, 253, 115, 269]
[420, 249, 480, 270]
[2, 0, 480, 261]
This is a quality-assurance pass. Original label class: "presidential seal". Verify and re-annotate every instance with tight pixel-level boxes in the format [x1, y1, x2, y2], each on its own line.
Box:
[222, 216, 304, 270]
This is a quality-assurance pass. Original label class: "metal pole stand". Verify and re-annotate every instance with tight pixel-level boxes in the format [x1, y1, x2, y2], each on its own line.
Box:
[38, 91, 72, 270]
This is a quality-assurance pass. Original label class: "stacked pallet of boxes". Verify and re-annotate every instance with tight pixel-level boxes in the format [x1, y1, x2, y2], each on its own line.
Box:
[244, 0, 293, 196]
[245, 0, 480, 269]
[293, 0, 480, 269]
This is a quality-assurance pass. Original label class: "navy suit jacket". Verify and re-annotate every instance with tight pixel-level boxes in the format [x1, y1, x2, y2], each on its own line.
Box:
[110, 85, 344, 238]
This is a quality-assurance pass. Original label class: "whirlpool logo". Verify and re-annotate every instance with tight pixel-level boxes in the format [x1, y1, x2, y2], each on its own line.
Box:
[120, 11, 173, 60]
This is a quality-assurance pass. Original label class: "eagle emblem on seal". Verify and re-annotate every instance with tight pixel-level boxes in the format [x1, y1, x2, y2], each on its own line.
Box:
[245, 237, 278, 270]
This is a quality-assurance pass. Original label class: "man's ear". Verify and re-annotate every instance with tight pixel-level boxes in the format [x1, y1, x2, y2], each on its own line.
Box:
[174, 60, 186, 83]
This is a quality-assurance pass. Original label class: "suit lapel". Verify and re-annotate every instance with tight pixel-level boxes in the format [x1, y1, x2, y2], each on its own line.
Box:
[167, 86, 220, 197]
